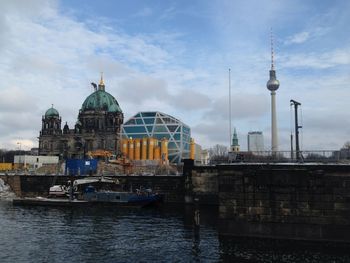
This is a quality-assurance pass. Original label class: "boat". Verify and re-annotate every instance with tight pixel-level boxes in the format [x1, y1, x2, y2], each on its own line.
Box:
[13, 176, 163, 208]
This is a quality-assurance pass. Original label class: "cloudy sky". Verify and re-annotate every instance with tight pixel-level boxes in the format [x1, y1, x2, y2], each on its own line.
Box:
[0, 0, 349, 151]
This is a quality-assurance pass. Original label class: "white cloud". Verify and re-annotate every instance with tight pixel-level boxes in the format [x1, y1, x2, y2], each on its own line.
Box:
[0, 0, 349, 153]
[281, 48, 350, 69]
[133, 7, 153, 17]
[285, 31, 310, 44]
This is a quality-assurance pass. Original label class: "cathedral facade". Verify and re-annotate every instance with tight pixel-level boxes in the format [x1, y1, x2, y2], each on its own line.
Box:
[38, 77, 124, 159]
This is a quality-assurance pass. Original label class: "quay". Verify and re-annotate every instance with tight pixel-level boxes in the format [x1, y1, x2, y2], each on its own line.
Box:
[2, 160, 350, 243]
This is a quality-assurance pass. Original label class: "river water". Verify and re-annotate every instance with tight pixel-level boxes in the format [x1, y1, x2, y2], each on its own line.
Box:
[1, 183, 350, 262]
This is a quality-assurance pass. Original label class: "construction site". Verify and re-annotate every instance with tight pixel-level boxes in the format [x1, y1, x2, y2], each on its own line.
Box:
[1, 137, 196, 176]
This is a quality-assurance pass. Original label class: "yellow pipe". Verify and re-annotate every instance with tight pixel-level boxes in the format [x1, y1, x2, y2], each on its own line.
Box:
[154, 146, 161, 160]
[190, 138, 195, 160]
[148, 137, 154, 160]
[134, 138, 141, 160]
[128, 138, 134, 160]
[122, 138, 128, 157]
[161, 137, 168, 163]
[141, 137, 148, 160]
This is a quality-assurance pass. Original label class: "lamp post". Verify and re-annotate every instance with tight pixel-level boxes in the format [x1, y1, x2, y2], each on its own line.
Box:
[17, 142, 22, 169]
[290, 100, 302, 161]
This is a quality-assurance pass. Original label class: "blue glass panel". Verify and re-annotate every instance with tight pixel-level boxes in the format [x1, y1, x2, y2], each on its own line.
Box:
[136, 118, 143, 125]
[154, 125, 168, 132]
[167, 125, 178, 132]
[168, 142, 177, 149]
[134, 113, 141, 118]
[171, 155, 179, 163]
[173, 133, 181, 140]
[124, 119, 136, 125]
[141, 112, 156, 117]
[143, 118, 155, 124]
[153, 133, 170, 140]
[124, 126, 146, 133]
[146, 126, 153, 133]
[183, 126, 190, 134]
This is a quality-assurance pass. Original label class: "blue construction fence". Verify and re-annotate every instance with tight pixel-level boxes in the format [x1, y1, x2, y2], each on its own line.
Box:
[65, 159, 98, 176]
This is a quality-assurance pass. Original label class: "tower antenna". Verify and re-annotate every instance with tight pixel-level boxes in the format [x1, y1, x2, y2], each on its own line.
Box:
[270, 28, 275, 70]
[229, 68, 232, 149]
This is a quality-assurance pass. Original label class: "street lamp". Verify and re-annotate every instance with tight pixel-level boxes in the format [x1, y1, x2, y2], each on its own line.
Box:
[17, 142, 22, 170]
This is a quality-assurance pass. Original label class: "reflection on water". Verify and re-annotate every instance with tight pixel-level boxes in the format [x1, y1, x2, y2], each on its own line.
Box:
[219, 236, 350, 263]
[0, 201, 350, 263]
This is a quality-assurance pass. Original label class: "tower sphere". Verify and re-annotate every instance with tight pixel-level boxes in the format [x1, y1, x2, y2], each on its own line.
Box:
[266, 70, 280, 91]
[267, 77, 280, 91]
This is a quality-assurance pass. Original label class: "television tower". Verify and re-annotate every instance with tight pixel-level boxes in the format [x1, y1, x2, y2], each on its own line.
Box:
[266, 31, 280, 152]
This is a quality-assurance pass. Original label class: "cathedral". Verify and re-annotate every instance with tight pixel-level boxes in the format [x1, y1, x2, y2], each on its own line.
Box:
[38, 76, 124, 159]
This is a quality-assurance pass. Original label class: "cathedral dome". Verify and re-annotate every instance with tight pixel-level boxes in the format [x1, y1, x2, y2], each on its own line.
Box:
[45, 106, 59, 117]
[81, 90, 122, 113]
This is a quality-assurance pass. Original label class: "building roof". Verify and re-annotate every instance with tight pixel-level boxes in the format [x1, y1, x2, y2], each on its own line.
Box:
[81, 90, 122, 113]
[45, 106, 59, 117]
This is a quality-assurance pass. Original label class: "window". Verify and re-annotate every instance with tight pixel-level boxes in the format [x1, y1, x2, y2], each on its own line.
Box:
[143, 118, 155, 125]
[154, 125, 168, 133]
[124, 126, 146, 133]
[141, 112, 156, 117]
[124, 119, 136, 125]
[167, 125, 178, 132]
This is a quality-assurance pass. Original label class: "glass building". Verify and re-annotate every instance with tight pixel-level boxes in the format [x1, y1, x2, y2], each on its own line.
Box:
[247, 131, 264, 152]
[122, 111, 191, 163]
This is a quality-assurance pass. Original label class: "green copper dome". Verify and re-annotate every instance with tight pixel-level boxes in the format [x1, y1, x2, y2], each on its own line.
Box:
[81, 90, 122, 113]
[45, 107, 59, 117]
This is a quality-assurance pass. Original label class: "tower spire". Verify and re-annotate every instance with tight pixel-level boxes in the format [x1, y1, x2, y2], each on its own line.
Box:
[99, 72, 104, 86]
[98, 72, 105, 91]
[270, 28, 275, 70]
[231, 127, 240, 152]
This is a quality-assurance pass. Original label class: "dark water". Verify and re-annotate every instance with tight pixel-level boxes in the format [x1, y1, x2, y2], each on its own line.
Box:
[1, 201, 350, 263]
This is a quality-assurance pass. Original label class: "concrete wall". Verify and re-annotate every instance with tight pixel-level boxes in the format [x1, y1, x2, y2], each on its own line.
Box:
[4, 162, 350, 242]
[191, 167, 219, 205]
[216, 163, 350, 242]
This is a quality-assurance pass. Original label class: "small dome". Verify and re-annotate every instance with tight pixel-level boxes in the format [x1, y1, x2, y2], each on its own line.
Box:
[81, 90, 122, 113]
[45, 107, 59, 117]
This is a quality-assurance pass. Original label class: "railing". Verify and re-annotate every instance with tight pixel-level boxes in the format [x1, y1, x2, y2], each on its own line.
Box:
[209, 150, 350, 164]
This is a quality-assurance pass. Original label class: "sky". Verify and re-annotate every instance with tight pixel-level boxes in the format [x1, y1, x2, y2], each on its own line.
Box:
[0, 0, 349, 151]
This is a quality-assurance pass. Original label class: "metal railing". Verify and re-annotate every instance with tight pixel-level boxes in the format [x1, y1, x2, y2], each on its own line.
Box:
[209, 150, 350, 164]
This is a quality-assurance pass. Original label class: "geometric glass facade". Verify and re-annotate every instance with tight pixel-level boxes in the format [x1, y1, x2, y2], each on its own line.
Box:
[122, 111, 191, 163]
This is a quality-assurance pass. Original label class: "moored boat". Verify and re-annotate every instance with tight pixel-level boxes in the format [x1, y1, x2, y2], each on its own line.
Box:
[13, 176, 163, 208]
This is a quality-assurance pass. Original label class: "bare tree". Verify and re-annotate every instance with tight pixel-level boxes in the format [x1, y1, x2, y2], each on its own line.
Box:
[209, 144, 228, 157]
[343, 141, 350, 149]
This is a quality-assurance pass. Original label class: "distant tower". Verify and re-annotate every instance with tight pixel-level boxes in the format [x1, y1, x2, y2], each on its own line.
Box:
[266, 31, 280, 152]
[247, 131, 264, 152]
[231, 128, 240, 152]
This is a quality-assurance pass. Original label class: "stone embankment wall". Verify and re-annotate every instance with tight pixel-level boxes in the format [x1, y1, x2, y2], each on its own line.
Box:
[4, 162, 350, 242]
[216, 164, 350, 242]
[190, 166, 219, 205]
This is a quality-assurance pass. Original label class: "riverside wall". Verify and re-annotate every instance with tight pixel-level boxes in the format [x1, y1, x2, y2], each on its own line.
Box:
[217, 163, 350, 242]
[3, 162, 350, 242]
